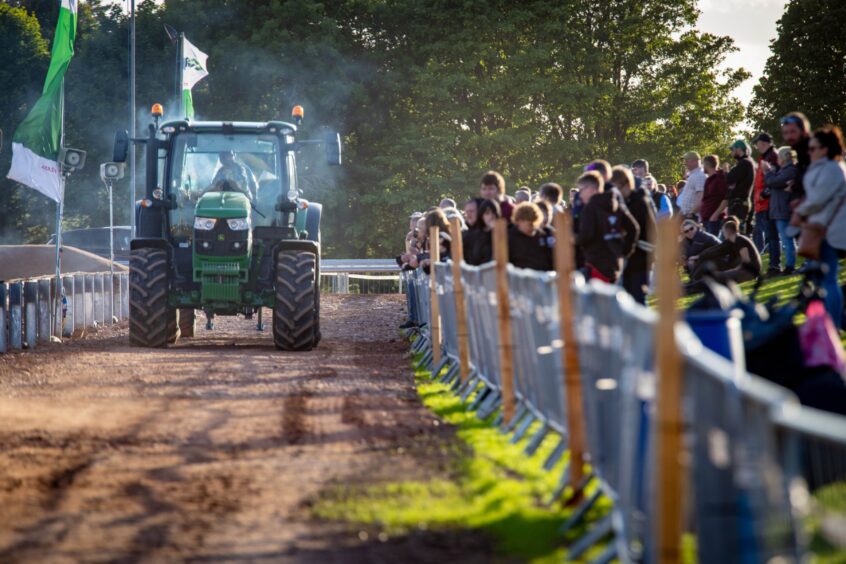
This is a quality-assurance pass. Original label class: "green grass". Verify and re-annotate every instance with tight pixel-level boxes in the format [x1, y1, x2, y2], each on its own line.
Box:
[311, 358, 612, 563]
[666, 257, 846, 347]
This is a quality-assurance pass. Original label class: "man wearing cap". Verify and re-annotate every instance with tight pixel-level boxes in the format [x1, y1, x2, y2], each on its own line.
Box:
[751, 133, 781, 275]
[719, 140, 756, 233]
[678, 152, 706, 219]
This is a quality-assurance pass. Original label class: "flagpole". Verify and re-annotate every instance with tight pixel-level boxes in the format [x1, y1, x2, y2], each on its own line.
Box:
[129, 0, 136, 238]
[178, 32, 184, 118]
[53, 79, 65, 339]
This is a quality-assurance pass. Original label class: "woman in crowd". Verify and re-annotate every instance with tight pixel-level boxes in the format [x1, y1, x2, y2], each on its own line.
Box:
[465, 198, 501, 265]
[763, 146, 799, 275]
[793, 125, 846, 328]
[508, 202, 554, 271]
[461, 197, 484, 261]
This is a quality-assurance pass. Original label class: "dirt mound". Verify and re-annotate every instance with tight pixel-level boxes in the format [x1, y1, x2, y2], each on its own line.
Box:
[0, 245, 127, 282]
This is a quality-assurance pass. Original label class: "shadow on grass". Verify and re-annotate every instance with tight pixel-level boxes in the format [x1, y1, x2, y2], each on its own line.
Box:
[310, 350, 612, 563]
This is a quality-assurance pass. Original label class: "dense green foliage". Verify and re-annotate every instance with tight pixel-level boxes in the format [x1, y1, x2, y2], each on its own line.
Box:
[748, 0, 846, 136]
[2, 0, 750, 256]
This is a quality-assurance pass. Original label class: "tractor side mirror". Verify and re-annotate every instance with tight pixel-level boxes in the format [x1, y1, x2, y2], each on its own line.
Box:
[113, 130, 129, 163]
[324, 131, 342, 166]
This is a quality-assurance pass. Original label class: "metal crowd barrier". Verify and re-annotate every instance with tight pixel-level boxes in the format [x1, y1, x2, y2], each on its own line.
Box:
[0, 271, 130, 354]
[405, 260, 846, 563]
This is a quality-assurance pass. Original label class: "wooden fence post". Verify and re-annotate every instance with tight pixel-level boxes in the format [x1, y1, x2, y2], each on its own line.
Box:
[429, 226, 442, 369]
[655, 217, 685, 564]
[449, 218, 471, 383]
[553, 211, 587, 497]
[493, 218, 515, 424]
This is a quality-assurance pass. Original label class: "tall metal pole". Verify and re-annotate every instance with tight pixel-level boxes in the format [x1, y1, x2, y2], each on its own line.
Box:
[129, 0, 136, 238]
[54, 80, 66, 338]
[108, 180, 115, 280]
[177, 32, 184, 118]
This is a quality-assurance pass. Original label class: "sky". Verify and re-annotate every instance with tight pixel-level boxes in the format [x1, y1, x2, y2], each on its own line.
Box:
[697, 0, 789, 105]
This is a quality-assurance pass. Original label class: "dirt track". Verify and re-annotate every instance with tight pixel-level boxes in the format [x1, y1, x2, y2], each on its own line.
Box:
[0, 295, 484, 563]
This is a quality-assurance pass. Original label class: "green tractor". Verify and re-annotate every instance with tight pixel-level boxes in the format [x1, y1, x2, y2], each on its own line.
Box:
[112, 106, 341, 351]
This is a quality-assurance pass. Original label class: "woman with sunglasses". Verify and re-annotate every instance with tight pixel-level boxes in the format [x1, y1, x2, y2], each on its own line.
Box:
[792, 125, 846, 329]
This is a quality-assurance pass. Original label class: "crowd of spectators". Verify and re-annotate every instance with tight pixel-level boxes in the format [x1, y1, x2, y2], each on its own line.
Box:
[397, 111, 846, 327]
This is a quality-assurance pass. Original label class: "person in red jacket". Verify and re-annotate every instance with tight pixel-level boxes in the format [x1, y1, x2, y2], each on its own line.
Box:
[751, 132, 782, 276]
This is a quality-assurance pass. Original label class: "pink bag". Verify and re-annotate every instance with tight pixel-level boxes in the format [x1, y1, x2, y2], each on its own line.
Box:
[798, 301, 846, 374]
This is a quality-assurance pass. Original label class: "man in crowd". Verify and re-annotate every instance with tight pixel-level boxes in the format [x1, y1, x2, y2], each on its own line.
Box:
[780, 111, 811, 199]
[722, 140, 756, 233]
[479, 170, 514, 220]
[680, 219, 720, 274]
[575, 171, 639, 283]
[540, 182, 566, 212]
[751, 132, 782, 276]
[631, 159, 649, 180]
[701, 155, 728, 235]
[612, 166, 656, 304]
[515, 187, 532, 203]
[678, 151, 706, 219]
[686, 217, 762, 293]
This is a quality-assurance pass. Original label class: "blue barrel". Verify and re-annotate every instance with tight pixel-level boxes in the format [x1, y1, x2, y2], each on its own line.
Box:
[685, 309, 745, 364]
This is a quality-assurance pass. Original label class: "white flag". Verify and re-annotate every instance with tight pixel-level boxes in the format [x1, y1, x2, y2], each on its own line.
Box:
[182, 37, 209, 90]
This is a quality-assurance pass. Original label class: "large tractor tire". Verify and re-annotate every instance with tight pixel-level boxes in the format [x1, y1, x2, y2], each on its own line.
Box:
[313, 289, 322, 347]
[273, 250, 317, 351]
[129, 247, 177, 348]
[178, 308, 196, 338]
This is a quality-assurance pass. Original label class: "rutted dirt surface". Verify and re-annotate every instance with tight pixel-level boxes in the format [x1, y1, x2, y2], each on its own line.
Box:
[0, 295, 490, 563]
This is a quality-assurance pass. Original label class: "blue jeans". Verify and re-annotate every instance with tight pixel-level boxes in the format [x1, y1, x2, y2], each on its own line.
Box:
[705, 220, 722, 237]
[774, 219, 796, 269]
[753, 211, 781, 269]
[820, 240, 843, 330]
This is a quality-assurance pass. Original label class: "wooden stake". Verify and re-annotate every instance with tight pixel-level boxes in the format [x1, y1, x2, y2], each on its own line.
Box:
[493, 218, 515, 424]
[553, 211, 587, 497]
[449, 218, 471, 383]
[654, 217, 685, 564]
[429, 226, 442, 369]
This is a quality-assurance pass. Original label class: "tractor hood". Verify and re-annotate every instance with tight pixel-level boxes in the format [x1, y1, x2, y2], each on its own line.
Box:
[195, 191, 250, 219]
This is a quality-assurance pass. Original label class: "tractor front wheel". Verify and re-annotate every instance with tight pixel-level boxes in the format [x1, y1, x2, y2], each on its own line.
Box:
[129, 247, 177, 348]
[273, 250, 317, 351]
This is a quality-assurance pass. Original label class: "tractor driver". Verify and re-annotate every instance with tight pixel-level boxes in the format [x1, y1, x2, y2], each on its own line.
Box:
[208, 150, 258, 200]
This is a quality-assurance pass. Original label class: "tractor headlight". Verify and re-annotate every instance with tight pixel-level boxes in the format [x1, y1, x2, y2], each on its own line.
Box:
[287, 189, 299, 202]
[194, 217, 217, 230]
[226, 218, 250, 231]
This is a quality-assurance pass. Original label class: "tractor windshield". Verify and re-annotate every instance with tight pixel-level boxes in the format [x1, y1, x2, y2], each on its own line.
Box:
[168, 132, 287, 238]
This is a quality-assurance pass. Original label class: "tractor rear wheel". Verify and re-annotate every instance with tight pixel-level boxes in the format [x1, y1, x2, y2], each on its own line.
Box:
[273, 250, 316, 351]
[178, 308, 196, 338]
[129, 247, 176, 348]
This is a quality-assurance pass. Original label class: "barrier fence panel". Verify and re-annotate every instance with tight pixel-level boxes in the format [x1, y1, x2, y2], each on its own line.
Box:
[0, 271, 130, 355]
[405, 259, 846, 564]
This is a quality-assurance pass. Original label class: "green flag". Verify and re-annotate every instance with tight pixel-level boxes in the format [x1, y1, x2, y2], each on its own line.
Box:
[7, 0, 78, 203]
[182, 36, 209, 120]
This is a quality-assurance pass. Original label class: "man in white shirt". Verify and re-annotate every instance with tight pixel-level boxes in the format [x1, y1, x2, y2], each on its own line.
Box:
[678, 151, 705, 219]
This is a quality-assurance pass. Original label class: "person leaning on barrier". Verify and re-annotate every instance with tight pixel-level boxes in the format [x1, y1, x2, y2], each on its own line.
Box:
[507, 202, 554, 271]
[679, 218, 720, 274]
[613, 166, 656, 304]
[575, 170, 639, 283]
[418, 207, 452, 274]
[465, 198, 501, 265]
[686, 217, 762, 293]
[461, 197, 484, 264]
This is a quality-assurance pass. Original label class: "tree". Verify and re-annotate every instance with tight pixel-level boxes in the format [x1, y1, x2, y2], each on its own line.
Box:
[0, 4, 50, 242]
[748, 0, 846, 135]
